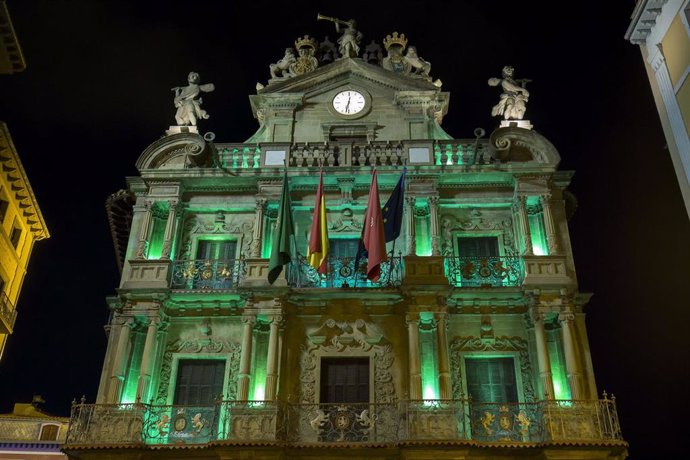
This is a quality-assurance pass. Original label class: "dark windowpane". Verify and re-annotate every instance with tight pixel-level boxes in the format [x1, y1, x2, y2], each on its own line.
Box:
[456, 236, 499, 257]
[10, 225, 21, 248]
[174, 359, 225, 405]
[0, 199, 8, 222]
[320, 357, 369, 403]
[465, 357, 518, 403]
[329, 239, 360, 259]
[196, 240, 237, 260]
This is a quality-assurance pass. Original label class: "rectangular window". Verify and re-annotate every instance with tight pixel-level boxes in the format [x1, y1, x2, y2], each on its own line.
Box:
[465, 357, 518, 403]
[39, 424, 59, 441]
[174, 359, 226, 405]
[320, 357, 369, 403]
[329, 238, 360, 259]
[0, 198, 8, 223]
[196, 239, 237, 260]
[9, 221, 21, 249]
[456, 236, 499, 257]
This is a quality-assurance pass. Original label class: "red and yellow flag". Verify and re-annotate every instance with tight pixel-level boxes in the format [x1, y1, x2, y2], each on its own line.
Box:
[307, 171, 329, 274]
[363, 170, 388, 282]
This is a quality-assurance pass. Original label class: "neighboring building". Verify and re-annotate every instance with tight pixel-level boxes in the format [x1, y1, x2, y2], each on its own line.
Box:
[63, 26, 627, 460]
[0, 397, 69, 460]
[627, 0, 690, 218]
[0, 0, 50, 361]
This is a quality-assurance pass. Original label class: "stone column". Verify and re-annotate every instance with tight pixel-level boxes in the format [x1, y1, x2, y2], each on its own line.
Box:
[407, 314, 422, 400]
[532, 311, 555, 400]
[251, 197, 268, 258]
[237, 315, 255, 400]
[540, 193, 560, 255]
[559, 311, 581, 400]
[436, 313, 451, 399]
[107, 318, 133, 403]
[405, 196, 416, 255]
[264, 315, 281, 401]
[428, 196, 441, 256]
[161, 200, 179, 259]
[135, 201, 153, 259]
[136, 317, 159, 403]
[516, 195, 533, 255]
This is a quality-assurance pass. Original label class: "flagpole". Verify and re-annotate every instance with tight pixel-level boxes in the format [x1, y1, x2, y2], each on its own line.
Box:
[386, 160, 406, 286]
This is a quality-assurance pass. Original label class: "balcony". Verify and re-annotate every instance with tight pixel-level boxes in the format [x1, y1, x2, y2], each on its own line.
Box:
[0, 291, 17, 334]
[288, 255, 403, 288]
[170, 258, 245, 290]
[444, 256, 523, 288]
[64, 398, 623, 448]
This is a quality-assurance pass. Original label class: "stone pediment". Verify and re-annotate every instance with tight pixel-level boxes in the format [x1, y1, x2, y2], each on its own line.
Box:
[258, 57, 440, 95]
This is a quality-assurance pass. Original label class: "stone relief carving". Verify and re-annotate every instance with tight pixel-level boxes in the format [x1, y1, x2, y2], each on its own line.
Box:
[155, 336, 241, 404]
[449, 336, 536, 403]
[299, 319, 396, 404]
[328, 208, 362, 232]
[440, 209, 515, 256]
[179, 212, 254, 260]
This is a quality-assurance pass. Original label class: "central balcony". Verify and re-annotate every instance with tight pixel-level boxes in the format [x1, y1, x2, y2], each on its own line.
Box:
[64, 398, 623, 448]
[444, 256, 523, 287]
[288, 255, 403, 288]
[171, 258, 245, 290]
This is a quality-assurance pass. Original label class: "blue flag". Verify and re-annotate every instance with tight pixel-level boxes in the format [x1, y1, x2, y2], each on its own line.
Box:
[382, 168, 406, 242]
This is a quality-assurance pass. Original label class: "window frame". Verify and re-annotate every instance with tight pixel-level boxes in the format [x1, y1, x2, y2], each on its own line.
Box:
[167, 354, 230, 405]
[459, 352, 525, 404]
[39, 423, 61, 441]
[452, 232, 504, 258]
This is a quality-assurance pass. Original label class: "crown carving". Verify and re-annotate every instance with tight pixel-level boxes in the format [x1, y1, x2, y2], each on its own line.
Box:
[295, 35, 318, 50]
[383, 32, 408, 50]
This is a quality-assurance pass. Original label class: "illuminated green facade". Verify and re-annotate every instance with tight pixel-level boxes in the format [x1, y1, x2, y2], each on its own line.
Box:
[64, 28, 626, 460]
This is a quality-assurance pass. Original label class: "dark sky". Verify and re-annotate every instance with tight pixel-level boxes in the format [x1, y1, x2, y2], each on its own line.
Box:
[0, 1, 688, 458]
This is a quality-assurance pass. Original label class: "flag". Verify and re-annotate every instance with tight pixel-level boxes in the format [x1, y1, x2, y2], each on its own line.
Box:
[267, 171, 295, 284]
[307, 170, 329, 274]
[362, 170, 388, 282]
[383, 167, 406, 242]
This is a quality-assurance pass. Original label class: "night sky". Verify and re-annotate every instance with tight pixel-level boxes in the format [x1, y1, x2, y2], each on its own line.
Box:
[0, 1, 688, 458]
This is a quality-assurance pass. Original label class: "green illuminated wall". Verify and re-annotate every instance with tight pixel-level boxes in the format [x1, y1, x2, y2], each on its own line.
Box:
[419, 313, 439, 400]
[527, 204, 549, 256]
[147, 203, 168, 260]
[121, 330, 145, 404]
[414, 204, 432, 256]
[547, 329, 571, 400]
[251, 325, 269, 401]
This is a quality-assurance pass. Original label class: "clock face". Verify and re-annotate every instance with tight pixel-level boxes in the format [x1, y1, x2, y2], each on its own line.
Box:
[332, 90, 366, 115]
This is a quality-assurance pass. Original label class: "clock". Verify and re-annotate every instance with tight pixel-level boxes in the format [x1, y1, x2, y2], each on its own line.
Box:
[332, 90, 367, 115]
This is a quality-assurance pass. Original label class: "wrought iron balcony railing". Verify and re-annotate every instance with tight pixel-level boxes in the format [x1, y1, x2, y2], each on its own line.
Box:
[444, 256, 523, 287]
[288, 254, 403, 288]
[170, 258, 245, 290]
[0, 291, 17, 334]
[64, 398, 623, 447]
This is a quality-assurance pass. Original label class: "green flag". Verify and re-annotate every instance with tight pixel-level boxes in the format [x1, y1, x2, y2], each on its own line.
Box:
[268, 171, 294, 284]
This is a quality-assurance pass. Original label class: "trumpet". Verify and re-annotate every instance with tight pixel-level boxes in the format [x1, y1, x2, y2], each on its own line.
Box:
[317, 13, 352, 27]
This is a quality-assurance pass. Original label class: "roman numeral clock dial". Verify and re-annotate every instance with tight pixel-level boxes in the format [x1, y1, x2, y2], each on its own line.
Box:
[332, 90, 366, 115]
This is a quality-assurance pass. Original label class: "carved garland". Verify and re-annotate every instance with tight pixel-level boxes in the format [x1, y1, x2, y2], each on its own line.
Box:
[155, 337, 241, 404]
[299, 319, 396, 404]
[449, 336, 536, 403]
[179, 213, 255, 260]
[440, 209, 515, 256]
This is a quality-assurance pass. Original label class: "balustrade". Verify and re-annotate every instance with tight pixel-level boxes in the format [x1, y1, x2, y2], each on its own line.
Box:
[65, 398, 622, 447]
[288, 254, 403, 288]
[444, 256, 523, 287]
[170, 258, 245, 290]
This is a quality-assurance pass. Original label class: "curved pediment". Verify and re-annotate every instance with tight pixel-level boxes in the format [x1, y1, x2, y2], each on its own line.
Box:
[489, 126, 561, 166]
[136, 132, 211, 171]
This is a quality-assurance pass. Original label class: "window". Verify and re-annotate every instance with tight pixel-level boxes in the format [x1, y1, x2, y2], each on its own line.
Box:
[456, 236, 499, 257]
[9, 221, 21, 249]
[320, 357, 369, 403]
[329, 238, 360, 259]
[174, 359, 226, 405]
[0, 198, 8, 223]
[39, 424, 59, 441]
[196, 239, 237, 260]
[465, 357, 518, 403]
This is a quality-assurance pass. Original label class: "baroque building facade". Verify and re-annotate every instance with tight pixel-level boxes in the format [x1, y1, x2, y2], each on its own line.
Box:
[63, 24, 627, 459]
[627, 0, 690, 218]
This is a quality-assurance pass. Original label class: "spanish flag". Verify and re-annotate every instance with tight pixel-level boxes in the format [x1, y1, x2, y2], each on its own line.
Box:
[307, 171, 329, 274]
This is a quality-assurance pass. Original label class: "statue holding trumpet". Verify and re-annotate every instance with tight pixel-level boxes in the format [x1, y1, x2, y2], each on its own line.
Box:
[317, 14, 363, 58]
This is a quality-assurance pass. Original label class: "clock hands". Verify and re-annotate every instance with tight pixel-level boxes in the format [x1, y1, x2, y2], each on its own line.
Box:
[346, 94, 351, 114]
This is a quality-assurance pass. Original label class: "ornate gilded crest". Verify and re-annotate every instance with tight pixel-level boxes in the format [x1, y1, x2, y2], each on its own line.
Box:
[290, 35, 319, 76]
[382, 32, 410, 74]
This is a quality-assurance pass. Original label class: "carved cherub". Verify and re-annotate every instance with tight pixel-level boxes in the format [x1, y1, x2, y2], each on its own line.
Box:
[171, 72, 215, 126]
[270, 48, 296, 79]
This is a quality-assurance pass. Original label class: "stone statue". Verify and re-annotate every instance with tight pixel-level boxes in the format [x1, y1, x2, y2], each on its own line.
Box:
[488, 66, 531, 120]
[317, 14, 362, 58]
[404, 46, 431, 76]
[363, 40, 383, 65]
[319, 36, 338, 63]
[171, 72, 215, 126]
[269, 48, 296, 79]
